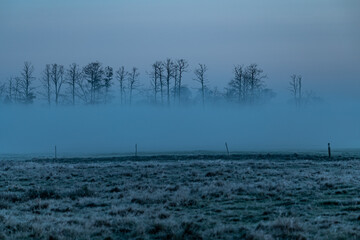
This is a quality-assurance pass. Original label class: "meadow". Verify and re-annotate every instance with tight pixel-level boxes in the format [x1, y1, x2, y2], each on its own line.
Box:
[0, 153, 359, 239]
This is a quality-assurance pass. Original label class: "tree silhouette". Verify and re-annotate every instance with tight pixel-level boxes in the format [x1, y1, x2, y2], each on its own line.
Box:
[116, 66, 127, 105]
[20, 62, 36, 104]
[193, 63, 208, 107]
[150, 62, 160, 104]
[289, 74, 302, 107]
[83, 62, 104, 104]
[246, 64, 266, 104]
[176, 59, 189, 104]
[228, 65, 245, 103]
[164, 59, 174, 106]
[103, 66, 113, 104]
[1, 60, 280, 107]
[67, 63, 82, 105]
[41, 64, 51, 106]
[51, 64, 64, 106]
[128, 67, 139, 105]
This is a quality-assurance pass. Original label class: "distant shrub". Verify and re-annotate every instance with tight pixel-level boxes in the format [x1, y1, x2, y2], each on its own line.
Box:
[109, 187, 121, 193]
[109, 207, 144, 217]
[179, 199, 198, 207]
[0, 192, 21, 203]
[269, 218, 305, 240]
[179, 222, 202, 240]
[68, 185, 94, 200]
[0, 200, 10, 209]
[26, 188, 60, 200]
[131, 198, 147, 205]
[147, 223, 166, 235]
[93, 219, 111, 228]
[30, 202, 49, 213]
[166, 185, 179, 192]
[158, 213, 169, 219]
[205, 171, 223, 177]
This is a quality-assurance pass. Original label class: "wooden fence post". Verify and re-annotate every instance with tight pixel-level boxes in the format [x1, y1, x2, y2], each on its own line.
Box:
[225, 142, 230, 156]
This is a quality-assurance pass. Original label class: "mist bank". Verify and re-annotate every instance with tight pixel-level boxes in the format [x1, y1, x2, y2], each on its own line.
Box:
[0, 101, 359, 157]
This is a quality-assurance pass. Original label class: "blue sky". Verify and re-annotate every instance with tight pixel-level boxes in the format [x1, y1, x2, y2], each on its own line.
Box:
[1, 0, 359, 99]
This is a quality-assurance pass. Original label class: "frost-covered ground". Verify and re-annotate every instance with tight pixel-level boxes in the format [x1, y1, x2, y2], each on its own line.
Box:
[0, 154, 360, 239]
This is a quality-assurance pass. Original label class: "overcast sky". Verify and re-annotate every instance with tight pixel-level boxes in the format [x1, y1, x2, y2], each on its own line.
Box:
[1, 0, 359, 100]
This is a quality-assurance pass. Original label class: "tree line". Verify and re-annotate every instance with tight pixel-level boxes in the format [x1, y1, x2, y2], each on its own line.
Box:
[0, 60, 318, 107]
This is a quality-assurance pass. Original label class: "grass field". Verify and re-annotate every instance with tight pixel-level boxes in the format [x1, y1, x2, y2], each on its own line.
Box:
[0, 153, 359, 239]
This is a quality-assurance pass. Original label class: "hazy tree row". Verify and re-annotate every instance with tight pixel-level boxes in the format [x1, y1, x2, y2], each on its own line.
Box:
[2, 62, 36, 104]
[0, 60, 319, 107]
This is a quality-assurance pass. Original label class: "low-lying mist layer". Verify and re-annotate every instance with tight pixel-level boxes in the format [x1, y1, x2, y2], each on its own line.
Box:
[0, 103, 359, 156]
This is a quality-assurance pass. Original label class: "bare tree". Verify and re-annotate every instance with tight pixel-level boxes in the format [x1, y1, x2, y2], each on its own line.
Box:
[176, 59, 189, 104]
[6, 78, 14, 103]
[149, 61, 166, 105]
[0, 82, 5, 103]
[13, 77, 21, 103]
[158, 63, 165, 105]
[76, 76, 91, 104]
[41, 64, 51, 106]
[116, 66, 127, 105]
[103, 66, 113, 104]
[128, 67, 139, 105]
[163, 59, 174, 106]
[83, 62, 104, 104]
[193, 63, 208, 107]
[150, 62, 160, 104]
[51, 64, 65, 105]
[67, 63, 82, 105]
[172, 64, 179, 104]
[228, 65, 245, 103]
[227, 64, 267, 104]
[245, 64, 266, 103]
[289, 74, 302, 107]
[20, 62, 36, 104]
[289, 74, 298, 103]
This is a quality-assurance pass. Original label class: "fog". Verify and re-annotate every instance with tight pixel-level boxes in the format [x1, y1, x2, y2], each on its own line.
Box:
[1, 1, 359, 157]
[1, 102, 359, 157]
